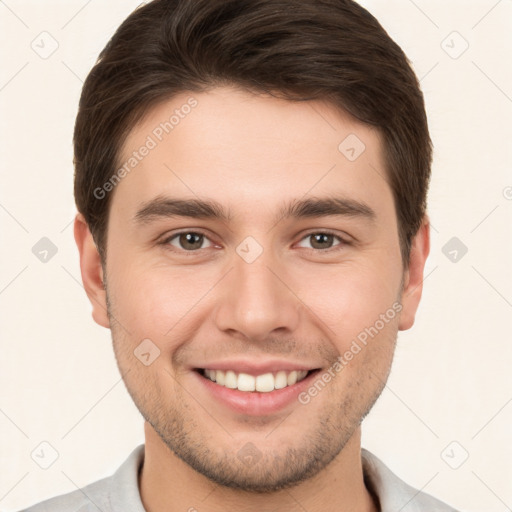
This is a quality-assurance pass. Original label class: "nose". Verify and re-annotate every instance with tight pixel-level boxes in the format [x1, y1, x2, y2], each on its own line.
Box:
[213, 245, 301, 343]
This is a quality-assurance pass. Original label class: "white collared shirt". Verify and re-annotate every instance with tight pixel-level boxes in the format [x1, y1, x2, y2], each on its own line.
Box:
[20, 444, 459, 511]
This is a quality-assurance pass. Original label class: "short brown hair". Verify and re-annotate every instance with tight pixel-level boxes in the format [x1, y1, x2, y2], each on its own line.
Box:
[74, 0, 432, 269]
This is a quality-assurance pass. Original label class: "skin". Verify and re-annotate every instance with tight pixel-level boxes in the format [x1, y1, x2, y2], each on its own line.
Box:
[74, 85, 429, 512]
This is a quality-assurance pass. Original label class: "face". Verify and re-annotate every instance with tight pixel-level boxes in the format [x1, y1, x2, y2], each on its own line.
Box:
[76, 85, 428, 493]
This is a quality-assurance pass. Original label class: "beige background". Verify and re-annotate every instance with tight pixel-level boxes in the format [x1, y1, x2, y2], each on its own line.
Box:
[1, 1, 511, 511]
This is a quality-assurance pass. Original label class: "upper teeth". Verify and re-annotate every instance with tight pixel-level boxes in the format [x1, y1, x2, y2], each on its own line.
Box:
[203, 369, 309, 392]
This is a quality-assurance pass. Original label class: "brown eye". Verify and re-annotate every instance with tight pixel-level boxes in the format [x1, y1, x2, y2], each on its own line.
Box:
[297, 232, 345, 251]
[165, 232, 213, 251]
[310, 233, 335, 249]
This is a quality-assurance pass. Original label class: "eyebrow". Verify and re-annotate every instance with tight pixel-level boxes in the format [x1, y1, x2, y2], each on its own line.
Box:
[133, 194, 376, 226]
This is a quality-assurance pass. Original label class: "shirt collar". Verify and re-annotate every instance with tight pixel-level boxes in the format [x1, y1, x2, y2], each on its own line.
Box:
[108, 444, 146, 512]
[108, 444, 431, 512]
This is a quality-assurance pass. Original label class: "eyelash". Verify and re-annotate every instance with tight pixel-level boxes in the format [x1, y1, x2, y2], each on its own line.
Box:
[159, 229, 350, 256]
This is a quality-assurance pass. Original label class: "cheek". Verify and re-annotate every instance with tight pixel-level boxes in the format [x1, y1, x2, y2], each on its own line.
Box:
[108, 260, 218, 340]
[107, 238, 402, 353]
[301, 261, 401, 345]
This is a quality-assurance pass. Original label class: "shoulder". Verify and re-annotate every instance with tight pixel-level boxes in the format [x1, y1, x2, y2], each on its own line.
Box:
[18, 445, 145, 512]
[361, 448, 460, 512]
[19, 476, 112, 512]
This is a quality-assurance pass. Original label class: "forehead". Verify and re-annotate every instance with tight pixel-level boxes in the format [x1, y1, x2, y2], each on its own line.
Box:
[111, 86, 393, 224]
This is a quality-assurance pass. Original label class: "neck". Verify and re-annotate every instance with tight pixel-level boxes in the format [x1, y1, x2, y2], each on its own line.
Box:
[139, 422, 378, 512]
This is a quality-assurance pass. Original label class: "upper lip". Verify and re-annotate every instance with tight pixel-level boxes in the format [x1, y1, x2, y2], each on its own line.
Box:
[193, 359, 321, 376]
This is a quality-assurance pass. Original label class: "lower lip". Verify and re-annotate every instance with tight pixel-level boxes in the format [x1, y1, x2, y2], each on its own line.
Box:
[193, 369, 322, 416]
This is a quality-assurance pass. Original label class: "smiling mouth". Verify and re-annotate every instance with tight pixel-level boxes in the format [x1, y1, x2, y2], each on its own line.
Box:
[194, 368, 321, 393]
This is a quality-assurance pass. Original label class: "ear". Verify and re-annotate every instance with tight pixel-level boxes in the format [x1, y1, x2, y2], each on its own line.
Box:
[73, 213, 110, 329]
[398, 215, 430, 331]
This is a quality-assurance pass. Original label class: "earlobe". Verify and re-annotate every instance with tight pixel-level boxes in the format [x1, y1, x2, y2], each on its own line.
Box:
[73, 213, 110, 329]
[398, 215, 431, 331]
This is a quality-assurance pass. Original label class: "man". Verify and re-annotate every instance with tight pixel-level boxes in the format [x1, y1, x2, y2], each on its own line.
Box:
[21, 0, 459, 510]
